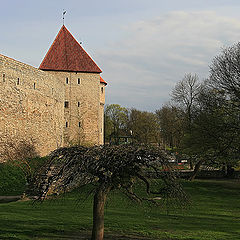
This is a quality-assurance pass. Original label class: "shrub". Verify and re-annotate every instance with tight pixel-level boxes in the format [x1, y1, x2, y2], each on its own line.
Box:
[0, 163, 26, 195]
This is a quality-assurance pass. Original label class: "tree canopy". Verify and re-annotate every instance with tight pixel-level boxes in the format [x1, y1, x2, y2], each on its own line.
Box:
[104, 104, 129, 143]
[209, 42, 240, 103]
[129, 109, 160, 145]
[30, 144, 187, 240]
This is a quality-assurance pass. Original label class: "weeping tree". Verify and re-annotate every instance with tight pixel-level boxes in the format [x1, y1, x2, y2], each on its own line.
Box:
[30, 144, 187, 240]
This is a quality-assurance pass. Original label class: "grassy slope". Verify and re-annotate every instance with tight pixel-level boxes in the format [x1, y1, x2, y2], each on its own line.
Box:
[0, 157, 48, 196]
[0, 179, 239, 240]
[0, 164, 26, 196]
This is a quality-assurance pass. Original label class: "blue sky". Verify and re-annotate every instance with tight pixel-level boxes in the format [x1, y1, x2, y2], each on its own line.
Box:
[1, 0, 240, 111]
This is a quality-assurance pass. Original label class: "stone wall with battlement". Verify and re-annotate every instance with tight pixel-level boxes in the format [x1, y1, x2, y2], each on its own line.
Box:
[0, 54, 65, 159]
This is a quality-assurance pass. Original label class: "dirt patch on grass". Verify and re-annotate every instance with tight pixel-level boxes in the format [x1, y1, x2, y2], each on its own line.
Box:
[0, 195, 21, 203]
[49, 231, 155, 240]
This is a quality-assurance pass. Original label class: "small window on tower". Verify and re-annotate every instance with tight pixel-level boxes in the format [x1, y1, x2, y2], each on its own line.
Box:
[78, 122, 81, 127]
[66, 77, 69, 84]
[3, 73, 5, 82]
[66, 122, 68, 128]
[17, 78, 20, 85]
[78, 102, 80, 107]
[101, 87, 104, 93]
[33, 83, 36, 89]
[64, 101, 69, 108]
[78, 78, 81, 84]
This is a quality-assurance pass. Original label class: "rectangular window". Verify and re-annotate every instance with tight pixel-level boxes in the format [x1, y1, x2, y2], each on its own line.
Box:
[101, 87, 104, 93]
[78, 102, 80, 107]
[66, 122, 68, 128]
[64, 101, 69, 108]
[17, 78, 20, 85]
[3, 73, 5, 82]
[66, 77, 69, 84]
[78, 78, 81, 84]
[78, 122, 81, 127]
[33, 83, 36, 89]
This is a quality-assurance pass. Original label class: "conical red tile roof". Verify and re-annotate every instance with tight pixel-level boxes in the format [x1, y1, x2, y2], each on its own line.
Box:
[100, 76, 107, 85]
[39, 25, 102, 73]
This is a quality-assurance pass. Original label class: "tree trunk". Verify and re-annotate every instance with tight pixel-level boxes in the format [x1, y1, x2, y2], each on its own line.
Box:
[189, 159, 194, 170]
[222, 163, 228, 176]
[91, 184, 110, 240]
[189, 159, 204, 181]
[226, 165, 234, 178]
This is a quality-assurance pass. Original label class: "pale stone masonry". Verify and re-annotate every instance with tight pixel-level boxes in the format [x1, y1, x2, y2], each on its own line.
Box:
[99, 79, 106, 144]
[0, 54, 65, 157]
[49, 71, 104, 145]
[0, 25, 106, 159]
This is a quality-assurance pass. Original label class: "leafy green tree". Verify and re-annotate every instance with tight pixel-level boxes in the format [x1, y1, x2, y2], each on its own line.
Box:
[156, 105, 185, 149]
[182, 84, 240, 180]
[128, 109, 160, 145]
[104, 104, 129, 143]
[184, 43, 240, 179]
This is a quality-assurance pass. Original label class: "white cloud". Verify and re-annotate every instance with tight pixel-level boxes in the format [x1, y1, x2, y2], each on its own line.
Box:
[99, 11, 240, 111]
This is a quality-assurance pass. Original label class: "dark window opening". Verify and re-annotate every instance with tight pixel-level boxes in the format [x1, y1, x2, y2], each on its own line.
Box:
[3, 74, 5, 82]
[78, 78, 81, 84]
[66, 122, 68, 128]
[78, 122, 81, 127]
[33, 83, 36, 89]
[64, 101, 69, 108]
[66, 77, 69, 84]
[78, 102, 80, 107]
[17, 78, 20, 85]
[101, 87, 104, 93]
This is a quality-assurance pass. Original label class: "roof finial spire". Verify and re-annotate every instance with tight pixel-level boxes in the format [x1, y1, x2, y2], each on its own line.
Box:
[63, 10, 67, 25]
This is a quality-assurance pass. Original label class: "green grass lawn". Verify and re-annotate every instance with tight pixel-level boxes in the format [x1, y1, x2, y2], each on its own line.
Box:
[0, 179, 239, 240]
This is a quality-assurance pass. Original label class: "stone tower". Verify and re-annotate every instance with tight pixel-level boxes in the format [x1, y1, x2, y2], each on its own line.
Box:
[39, 25, 106, 146]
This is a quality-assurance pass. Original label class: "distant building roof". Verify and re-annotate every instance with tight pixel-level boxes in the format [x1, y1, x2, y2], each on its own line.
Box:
[100, 76, 107, 85]
[39, 25, 102, 73]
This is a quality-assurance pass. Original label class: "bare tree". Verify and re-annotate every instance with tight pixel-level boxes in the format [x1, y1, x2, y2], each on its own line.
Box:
[171, 74, 203, 170]
[209, 43, 240, 103]
[0, 134, 38, 177]
[171, 73, 202, 126]
[30, 145, 187, 240]
[208, 43, 240, 175]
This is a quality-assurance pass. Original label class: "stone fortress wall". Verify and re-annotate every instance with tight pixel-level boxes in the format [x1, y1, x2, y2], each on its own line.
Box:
[0, 25, 106, 160]
[99, 81, 106, 144]
[0, 54, 65, 158]
[47, 71, 104, 145]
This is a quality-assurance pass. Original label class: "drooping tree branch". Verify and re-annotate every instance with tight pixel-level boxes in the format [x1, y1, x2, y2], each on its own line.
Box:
[29, 144, 188, 240]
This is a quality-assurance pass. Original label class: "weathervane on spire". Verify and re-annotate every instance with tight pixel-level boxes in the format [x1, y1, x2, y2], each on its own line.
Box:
[63, 10, 67, 25]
